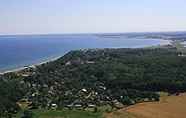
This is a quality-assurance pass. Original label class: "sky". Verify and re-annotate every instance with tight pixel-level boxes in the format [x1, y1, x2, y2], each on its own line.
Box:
[0, 0, 186, 35]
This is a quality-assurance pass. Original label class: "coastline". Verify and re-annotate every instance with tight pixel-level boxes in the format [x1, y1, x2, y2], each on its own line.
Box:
[0, 39, 172, 75]
[0, 55, 62, 75]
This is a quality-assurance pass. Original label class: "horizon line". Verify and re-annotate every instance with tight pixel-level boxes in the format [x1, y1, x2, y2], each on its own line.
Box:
[0, 30, 186, 36]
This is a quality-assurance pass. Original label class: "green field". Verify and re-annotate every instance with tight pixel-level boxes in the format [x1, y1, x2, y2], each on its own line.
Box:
[16, 109, 103, 118]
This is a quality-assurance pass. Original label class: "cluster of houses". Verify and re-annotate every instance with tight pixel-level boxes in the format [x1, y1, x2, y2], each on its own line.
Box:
[17, 79, 125, 111]
[65, 60, 95, 66]
[14, 58, 126, 111]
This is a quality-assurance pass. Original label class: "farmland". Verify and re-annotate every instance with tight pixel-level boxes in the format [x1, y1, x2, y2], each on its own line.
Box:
[106, 93, 186, 118]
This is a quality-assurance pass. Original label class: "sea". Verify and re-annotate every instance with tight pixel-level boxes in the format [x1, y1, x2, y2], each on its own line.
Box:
[0, 34, 170, 72]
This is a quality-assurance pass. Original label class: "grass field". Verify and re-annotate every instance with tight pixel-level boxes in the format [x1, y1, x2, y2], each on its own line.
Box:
[106, 93, 186, 118]
[16, 109, 103, 118]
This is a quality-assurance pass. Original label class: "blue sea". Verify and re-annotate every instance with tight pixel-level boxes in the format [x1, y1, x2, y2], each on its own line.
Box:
[0, 34, 170, 72]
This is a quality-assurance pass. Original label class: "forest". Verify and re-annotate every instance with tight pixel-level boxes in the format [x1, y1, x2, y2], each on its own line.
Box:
[1, 47, 186, 117]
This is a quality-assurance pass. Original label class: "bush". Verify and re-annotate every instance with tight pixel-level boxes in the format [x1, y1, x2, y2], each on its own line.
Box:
[21, 110, 33, 118]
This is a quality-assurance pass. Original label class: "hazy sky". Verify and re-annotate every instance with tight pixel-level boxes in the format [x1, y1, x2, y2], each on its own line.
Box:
[0, 0, 186, 34]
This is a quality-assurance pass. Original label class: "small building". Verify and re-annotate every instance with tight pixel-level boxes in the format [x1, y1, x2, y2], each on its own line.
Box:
[178, 54, 186, 57]
[65, 61, 71, 66]
[113, 100, 124, 109]
[51, 103, 58, 110]
[86, 61, 95, 64]
[81, 88, 87, 92]
[74, 104, 82, 108]
[88, 104, 96, 108]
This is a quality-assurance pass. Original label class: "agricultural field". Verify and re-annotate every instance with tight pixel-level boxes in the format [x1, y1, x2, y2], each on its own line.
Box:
[106, 93, 186, 118]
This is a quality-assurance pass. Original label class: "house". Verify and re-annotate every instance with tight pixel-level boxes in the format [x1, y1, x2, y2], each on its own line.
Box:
[51, 103, 58, 110]
[81, 88, 87, 92]
[74, 104, 82, 108]
[21, 74, 30, 77]
[88, 104, 96, 108]
[66, 104, 83, 109]
[65, 61, 71, 66]
[86, 61, 95, 64]
[112, 100, 124, 109]
[178, 53, 186, 57]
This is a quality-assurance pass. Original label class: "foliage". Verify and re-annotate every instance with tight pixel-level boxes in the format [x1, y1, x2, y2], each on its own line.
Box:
[17, 109, 103, 118]
[24, 47, 186, 108]
[0, 75, 27, 117]
[21, 110, 33, 118]
[2, 47, 186, 116]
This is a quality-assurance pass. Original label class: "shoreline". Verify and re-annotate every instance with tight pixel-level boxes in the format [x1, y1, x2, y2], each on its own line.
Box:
[0, 56, 62, 75]
[0, 40, 172, 75]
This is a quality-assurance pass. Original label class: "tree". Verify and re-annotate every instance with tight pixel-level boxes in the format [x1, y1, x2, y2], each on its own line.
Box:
[21, 110, 33, 118]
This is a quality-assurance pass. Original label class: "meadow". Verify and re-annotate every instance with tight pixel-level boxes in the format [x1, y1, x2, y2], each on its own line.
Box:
[106, 93, 186, 118]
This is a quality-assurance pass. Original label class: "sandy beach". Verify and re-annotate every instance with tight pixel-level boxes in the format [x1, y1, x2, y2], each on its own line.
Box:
[0, 56, 61, 75]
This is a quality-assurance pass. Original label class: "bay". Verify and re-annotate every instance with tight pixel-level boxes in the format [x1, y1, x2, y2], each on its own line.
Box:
[0, 34, 170, 72]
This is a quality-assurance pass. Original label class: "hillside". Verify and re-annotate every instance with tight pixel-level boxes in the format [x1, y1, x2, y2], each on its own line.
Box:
[1, 47, 186, 117]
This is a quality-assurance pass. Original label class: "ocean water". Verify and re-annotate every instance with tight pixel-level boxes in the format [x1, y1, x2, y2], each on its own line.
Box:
[0, 34, 170, 72]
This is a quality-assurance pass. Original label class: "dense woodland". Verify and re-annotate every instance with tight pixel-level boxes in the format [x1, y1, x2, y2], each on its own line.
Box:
[0, 74, 27, 117]
[1, 47, 186, 117]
